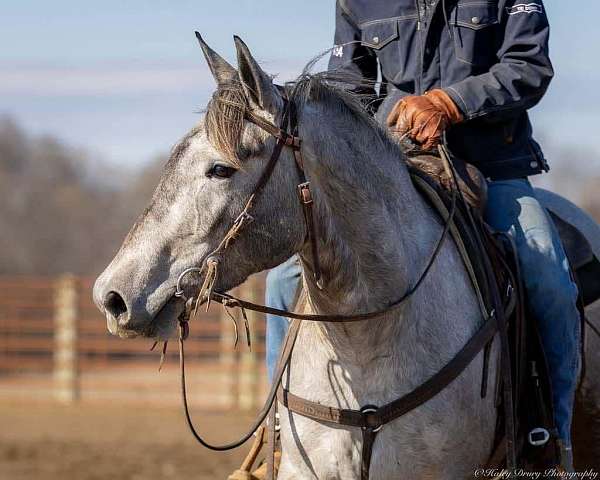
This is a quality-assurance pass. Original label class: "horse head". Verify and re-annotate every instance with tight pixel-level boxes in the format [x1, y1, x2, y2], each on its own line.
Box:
[93, 35, 306, 339]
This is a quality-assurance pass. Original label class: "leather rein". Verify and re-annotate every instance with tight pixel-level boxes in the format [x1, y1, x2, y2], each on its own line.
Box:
[171, 94, 510, 478]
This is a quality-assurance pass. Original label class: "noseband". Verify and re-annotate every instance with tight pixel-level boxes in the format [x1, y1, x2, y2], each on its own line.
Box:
[169, 92, 511, 479]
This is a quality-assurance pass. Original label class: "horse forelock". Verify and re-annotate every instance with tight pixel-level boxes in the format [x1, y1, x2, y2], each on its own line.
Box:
[204, 79, 250, 168]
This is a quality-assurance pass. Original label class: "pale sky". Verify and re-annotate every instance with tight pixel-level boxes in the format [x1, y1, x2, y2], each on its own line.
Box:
[2, 1, 599, 173]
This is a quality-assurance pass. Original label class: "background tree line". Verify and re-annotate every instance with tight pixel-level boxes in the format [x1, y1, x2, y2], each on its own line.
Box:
[0, 116, 163, 275]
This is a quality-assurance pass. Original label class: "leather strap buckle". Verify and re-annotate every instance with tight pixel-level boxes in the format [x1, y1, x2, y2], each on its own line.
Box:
[360, 405, 382, 433]
[528, 427, 550, 446]
[297, 182, 313, 205]
[276, 131, 301, 150]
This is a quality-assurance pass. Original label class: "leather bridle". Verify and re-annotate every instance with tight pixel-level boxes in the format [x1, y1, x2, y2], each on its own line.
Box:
[171, 92, 514, 479]
[174, 92, 458, 326]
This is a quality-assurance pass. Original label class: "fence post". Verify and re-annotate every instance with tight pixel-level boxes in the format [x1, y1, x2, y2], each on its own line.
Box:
[238, 275, 260, 411]
[53, 274, 79, 403]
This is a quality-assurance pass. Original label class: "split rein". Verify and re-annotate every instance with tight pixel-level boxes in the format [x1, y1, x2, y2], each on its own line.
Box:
[166, 96, 459, 452]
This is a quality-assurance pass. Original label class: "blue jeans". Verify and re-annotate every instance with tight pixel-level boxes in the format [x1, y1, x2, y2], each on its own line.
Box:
[265, 256, 302, 381]
[485, 179, 580, 445]
[265, 179, 580, 445]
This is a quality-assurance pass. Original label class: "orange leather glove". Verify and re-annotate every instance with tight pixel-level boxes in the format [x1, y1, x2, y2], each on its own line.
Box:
[386, 89, 463, 151]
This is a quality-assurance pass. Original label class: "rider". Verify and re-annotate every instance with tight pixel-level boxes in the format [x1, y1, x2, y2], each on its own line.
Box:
[265, 0, 579, 470]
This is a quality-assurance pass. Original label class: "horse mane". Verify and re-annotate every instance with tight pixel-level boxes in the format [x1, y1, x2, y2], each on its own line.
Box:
[203, 63, 394, 167]
[289, 69, 378, 129]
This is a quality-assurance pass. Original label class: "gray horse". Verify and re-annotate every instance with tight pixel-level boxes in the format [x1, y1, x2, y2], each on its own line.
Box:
[93, 36, 600, 478]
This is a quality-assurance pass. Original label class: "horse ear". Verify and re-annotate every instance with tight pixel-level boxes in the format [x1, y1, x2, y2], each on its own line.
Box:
[233, 36, 281, 112]
[195, 32, 237, 85]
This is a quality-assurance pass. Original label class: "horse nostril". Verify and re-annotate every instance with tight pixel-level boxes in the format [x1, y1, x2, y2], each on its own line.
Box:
[104, 291, 128, 320]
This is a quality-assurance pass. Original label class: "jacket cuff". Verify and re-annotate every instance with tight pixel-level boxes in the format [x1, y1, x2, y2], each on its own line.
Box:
[442, 86, 470, 119]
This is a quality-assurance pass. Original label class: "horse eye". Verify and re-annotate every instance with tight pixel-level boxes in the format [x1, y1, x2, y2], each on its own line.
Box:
[207, 164, 237, 179]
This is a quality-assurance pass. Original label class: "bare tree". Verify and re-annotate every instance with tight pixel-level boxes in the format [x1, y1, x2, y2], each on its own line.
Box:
[0, 116, 164, 275]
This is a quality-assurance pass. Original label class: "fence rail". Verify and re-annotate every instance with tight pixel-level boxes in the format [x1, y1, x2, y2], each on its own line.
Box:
[0, 274, 268, 409]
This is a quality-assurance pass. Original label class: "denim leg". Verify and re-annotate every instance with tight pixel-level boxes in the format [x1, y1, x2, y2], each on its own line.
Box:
[484, 179, 580, 446]
[265, 255, 302, 381]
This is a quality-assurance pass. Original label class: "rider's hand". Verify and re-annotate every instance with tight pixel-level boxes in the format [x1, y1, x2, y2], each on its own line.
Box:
[386, 89, 463, 151]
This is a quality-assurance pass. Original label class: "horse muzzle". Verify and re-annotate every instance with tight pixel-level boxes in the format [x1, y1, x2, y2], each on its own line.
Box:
[93, 272, 181, 339]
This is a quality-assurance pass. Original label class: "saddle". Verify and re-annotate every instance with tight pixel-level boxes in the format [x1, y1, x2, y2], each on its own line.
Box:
[406, 147, 600, 308]
[407, 154, 562, 472]
[404, 150, 488, 213]
[408, 149, 600, 473]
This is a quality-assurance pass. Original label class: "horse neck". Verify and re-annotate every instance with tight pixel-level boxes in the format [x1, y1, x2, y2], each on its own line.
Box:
[296, 101, 441, 340]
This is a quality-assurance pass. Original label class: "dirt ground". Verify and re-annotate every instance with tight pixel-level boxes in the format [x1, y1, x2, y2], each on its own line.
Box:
[0, 401, 258, 480]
